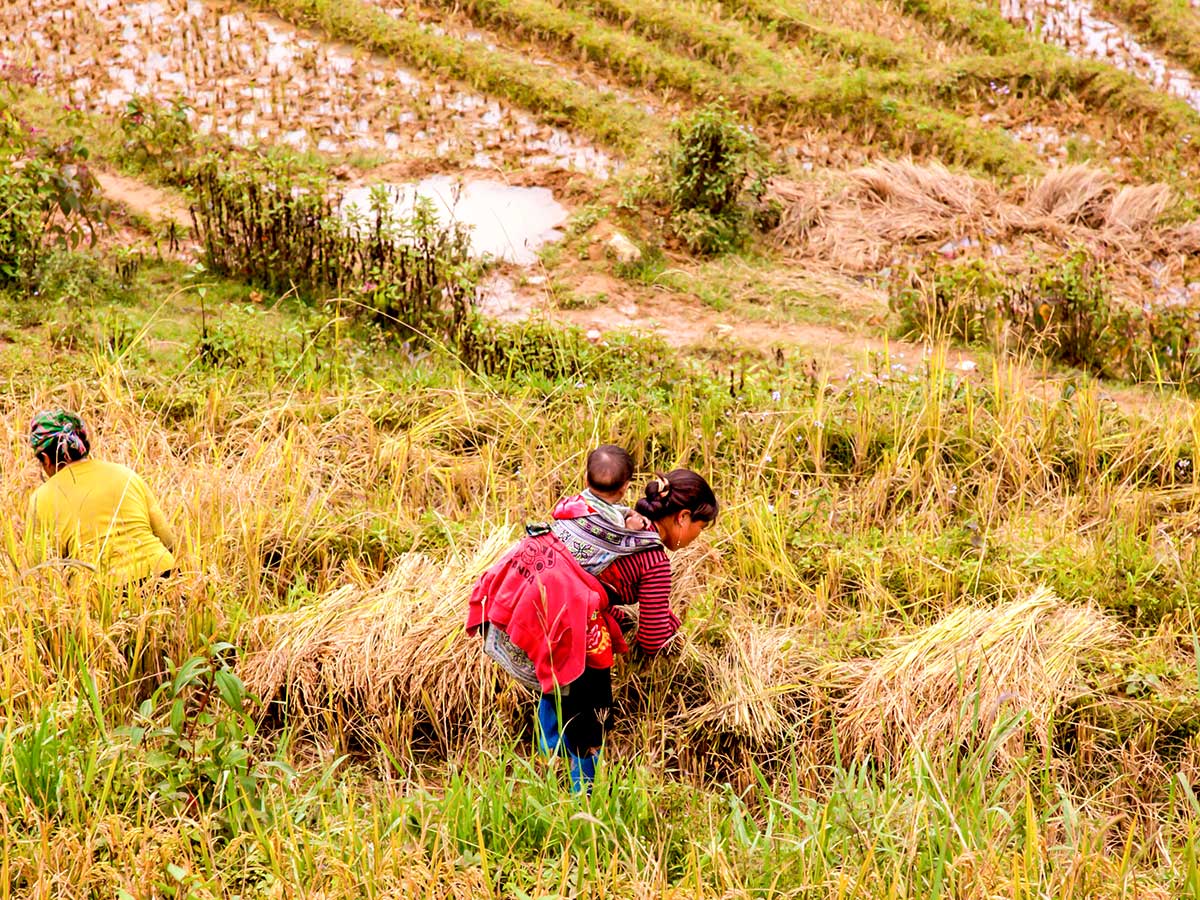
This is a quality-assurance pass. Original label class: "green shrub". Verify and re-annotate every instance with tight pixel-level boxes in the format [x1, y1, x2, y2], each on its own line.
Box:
[665, 103, 775, 255]
[119, 645, 293, 839]
[999, 251, 1111, 369]
[891, 259, 1004, 343]
[189, 162, 480, 359]
[0, 103, 103, 287]
[119, 96, 198, 185]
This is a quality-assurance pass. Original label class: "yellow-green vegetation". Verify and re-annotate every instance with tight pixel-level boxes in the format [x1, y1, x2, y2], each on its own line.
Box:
[371, 0, 1039, 175]
[5, 240, 1200, 895]
[726, 0, 928, 68]
[7, 0, 1200, 895]
[898, 0, 1200, 150]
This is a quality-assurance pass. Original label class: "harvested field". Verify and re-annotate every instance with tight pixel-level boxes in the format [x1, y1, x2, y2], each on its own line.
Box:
[838, 588, 1124, 765]
[7, 0, 1200, 893]
[1, 0, 611, 173]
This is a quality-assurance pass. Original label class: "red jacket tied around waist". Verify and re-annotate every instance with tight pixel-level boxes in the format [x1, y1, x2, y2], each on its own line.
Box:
[467, 533, 627, 692]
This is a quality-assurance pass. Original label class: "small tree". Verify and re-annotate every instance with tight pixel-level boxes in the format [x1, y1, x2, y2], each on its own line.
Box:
[666, 102, 774, 256]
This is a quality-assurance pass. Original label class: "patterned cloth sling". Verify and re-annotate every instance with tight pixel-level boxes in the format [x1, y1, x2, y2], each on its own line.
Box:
[547, 489, 663, 576]
[481, 493, 663, 692]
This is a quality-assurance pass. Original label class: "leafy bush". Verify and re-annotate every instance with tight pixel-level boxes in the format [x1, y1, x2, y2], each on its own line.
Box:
[999, 252, 1111, 368]
[34, 249, 125, 305]
[0, 102, 103, 287]
[890, 259, 1004, 343]
[665, 103, 776, 256]
[189, 162, 480, 358]
[119, 95, 197, 184]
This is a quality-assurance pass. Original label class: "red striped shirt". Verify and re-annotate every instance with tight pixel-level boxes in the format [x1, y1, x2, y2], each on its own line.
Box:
[600, 549, 679, 655]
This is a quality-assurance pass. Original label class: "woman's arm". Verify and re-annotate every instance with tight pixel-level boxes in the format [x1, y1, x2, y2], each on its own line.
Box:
[137, 474, 175, 552]
[606, 551, 679, 655]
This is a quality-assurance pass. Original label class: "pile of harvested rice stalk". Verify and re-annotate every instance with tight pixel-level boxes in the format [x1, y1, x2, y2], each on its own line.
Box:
[239, 531, 522, 760]
[837, 586, 1124, 766]
[770, 160, 1187, 274]
[240, 540, 1124, 784]
[671, 619, 829, 749]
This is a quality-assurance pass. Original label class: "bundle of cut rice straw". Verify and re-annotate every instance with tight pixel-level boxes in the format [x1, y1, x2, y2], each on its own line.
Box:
[837, 586, 1124, 766]
[239, 530, 521, 758]
[771, 160, 1183, 271]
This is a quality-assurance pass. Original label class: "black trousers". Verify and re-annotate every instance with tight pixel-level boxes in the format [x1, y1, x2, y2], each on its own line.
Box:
[544, 666, 613, 756]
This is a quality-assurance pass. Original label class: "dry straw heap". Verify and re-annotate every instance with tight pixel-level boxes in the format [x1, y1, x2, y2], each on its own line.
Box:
[772, 160, 1195, 281]
[837, 586, 1124, 766]
[241, 536, 1127, 778]
[240, 532, 518, 758]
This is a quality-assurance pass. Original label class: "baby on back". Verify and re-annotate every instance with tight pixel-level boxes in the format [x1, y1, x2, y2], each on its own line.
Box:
[552, 444, 648, 531]
[549, 444, 660, 575]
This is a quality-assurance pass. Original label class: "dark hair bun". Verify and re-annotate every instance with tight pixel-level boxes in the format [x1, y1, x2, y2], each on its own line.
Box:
[634, 469, 718, 523]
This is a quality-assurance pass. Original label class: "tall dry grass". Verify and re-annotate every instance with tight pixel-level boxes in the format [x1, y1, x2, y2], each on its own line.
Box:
[3, 328, 1200, 895]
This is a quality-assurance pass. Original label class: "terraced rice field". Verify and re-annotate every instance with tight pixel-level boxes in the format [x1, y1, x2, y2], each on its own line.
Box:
[9, 1, 1200, 898]
[7, 0, 1200, 184]
[2, 0, 613, 174]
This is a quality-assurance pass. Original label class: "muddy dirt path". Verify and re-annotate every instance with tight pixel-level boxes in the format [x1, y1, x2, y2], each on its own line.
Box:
[486, 275, 1181, 417]
[95, 170, 193, 230]
[479, 269, 967, 368]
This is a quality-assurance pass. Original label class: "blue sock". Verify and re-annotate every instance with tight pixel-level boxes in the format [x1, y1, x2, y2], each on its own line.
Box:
[568, 752, 599, 795]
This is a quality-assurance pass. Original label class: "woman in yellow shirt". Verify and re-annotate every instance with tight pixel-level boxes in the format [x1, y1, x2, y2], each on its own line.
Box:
[27, 410, 176, 586]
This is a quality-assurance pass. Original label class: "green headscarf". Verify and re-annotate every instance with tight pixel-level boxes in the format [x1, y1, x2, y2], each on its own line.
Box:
[30, 409, 91, 464]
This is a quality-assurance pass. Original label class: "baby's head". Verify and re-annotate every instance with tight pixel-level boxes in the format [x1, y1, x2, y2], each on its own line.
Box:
[586, 444, 634, 502]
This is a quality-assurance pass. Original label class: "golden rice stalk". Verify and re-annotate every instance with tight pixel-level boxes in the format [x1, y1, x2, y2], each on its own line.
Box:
[239, 530, 520, 759]
[773, 160, 1007, 269]
[1103, 184, 1174, 232]
[1026, 165, 1115, 227]
[838, 586, 1123, 766]
[1163, 219, 1200, 254]
[847, 159, 993, 225]
[674, 620, 827, 748]
[769, 177, 830, 248]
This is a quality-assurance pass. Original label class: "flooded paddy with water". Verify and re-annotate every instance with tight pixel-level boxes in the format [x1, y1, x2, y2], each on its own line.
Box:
[1001, 0, 1200, 113]
[0, 0, 612, 175]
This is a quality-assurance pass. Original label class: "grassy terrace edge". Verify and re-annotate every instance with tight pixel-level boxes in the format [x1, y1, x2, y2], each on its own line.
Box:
[729, 0, 927, 68]
[572, 0, 1200, 176]
[900, 0, 1200, 139]
[251, 0, 661, 158]
[420, 0, 1037, 175]
[1094, 0, 1200, 79]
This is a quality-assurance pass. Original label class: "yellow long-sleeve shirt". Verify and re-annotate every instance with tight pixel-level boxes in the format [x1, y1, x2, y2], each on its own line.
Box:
[27, 458, 176, 586]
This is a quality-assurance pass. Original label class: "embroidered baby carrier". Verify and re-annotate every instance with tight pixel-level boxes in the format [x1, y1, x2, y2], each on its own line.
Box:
[547, 490, 663, 575]
[479, 494, 662, 692]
